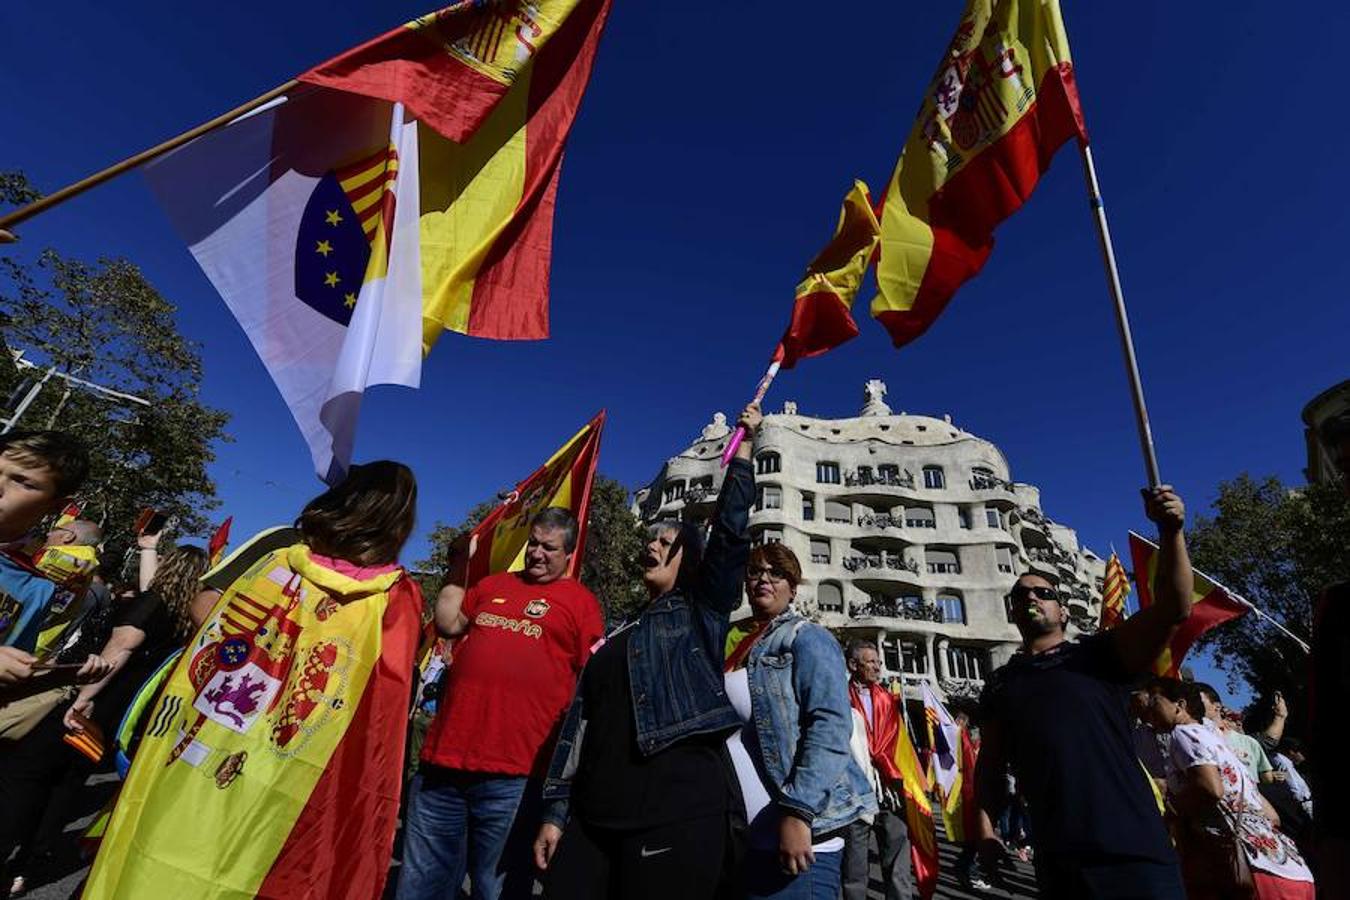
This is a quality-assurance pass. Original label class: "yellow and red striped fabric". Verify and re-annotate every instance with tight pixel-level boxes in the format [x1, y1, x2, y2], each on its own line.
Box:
[207, 517, 233, 569]
[300, 0, 613, 353]
[941, 727, 981, 845]
[871, 0, 1087, 346]
[1099, 550, 1130, 630]
[465, 410, 604, 586]
[775, 181, 879, 368]
[1128, 532, 1249, 678]
[893, 716, 939, 899]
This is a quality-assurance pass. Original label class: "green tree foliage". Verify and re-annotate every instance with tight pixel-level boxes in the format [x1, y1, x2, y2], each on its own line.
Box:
[1, 247, 231, 567]
[417, 475, 647, 626]
[0, 171, 41, 207]
[1187, 474, 1350, 730]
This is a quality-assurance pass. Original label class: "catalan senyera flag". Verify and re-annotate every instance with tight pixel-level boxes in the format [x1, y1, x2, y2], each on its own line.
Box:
[871, 0, 1087, 346]
[775, 181, 879, 368]
[1128, 531, 1250, 678]
[894, 715, 940, 900]
[83, 540, 422, 899]
[1100, 549, 1130, 630]
[208, 517, 233, 568]
[145, 1, 610, 481]
[465, 411, 604, 586]
[942, 726, 981, 845]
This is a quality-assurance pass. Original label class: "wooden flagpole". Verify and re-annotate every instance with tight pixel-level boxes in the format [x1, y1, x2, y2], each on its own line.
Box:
[1079, 142, 1163, 488]
[0, 79, 300, 244]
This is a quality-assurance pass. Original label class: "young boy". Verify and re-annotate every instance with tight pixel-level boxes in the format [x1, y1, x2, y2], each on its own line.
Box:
[0, 430, 90, 651]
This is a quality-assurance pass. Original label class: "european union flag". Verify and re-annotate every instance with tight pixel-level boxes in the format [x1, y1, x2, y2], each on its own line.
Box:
[295, 173, 371, 327]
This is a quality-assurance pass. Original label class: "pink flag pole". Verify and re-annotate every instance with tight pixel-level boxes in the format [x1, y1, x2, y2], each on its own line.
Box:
[720, 355, 783, 467]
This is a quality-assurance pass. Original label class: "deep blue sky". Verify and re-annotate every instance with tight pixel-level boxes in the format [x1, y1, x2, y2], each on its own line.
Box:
[4, 2, 1345, 702]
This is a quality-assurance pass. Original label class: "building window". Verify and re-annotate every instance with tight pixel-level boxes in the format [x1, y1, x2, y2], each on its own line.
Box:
[904, 506, 936, 528]
[883, 639, 901, 673]
[986, 508, 1002, 529]
[926, 548, 961, 575]
[958, 507, 972, 529]
[878, 464, 900, 482]
[996, 547, 1014, 574]
[900, 639, 928, 674]
[663, 480, 686, 503]
[816, 461, 841, 484]
[802, 492, 816, 521]
[971, 466, 997, 490]
[810, 538, 831, 565]
[922, 465, 946, 490]
[945, 645, 987, 680]
[755, 485, 782, 511]
[817, 581, 844, 613]
[938, 592, 966, 624]
[755, 527, 784, 546]
[756, 452, 781, 475]
[857, 465, 874, 485]
[824, 500, 851, 524]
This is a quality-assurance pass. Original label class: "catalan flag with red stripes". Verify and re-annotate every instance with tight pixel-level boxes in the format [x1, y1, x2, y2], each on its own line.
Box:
[1128, 531, 1249, 678]
[1099, 550, 1129, 630]
[871, 0, 1087, 346]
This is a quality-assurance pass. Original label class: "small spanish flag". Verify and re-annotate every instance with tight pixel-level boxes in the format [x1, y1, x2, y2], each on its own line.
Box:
[893, 716, 940, 899]
[1128, 532, 1249, 678]
[207, 517, 233, 568]
[1099, 550, 1130, 630]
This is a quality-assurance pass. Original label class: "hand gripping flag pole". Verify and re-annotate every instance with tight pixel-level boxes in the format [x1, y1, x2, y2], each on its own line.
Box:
[720, 352, 782, 467]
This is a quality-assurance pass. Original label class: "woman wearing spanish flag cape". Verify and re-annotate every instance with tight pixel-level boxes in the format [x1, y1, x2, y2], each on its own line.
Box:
[83, 462, 423, 899]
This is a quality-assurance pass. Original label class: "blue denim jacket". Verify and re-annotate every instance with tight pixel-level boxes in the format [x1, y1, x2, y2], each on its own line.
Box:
[746, 611, 878, 835]
[541, 458, 755, 826]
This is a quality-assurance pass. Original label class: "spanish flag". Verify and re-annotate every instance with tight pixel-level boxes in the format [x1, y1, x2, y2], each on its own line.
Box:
[207, 517, 233, 568]
[872, 0, 1087, 346]
[301, 0, 613, 353]
[1099, 549, 1130, 630]
[775, 181, 879, 368]
[894, 715, 940, 899]
[466, 411, 604, 585]
[941, 726, 981, 846]
[1128, 531, 1249, 678]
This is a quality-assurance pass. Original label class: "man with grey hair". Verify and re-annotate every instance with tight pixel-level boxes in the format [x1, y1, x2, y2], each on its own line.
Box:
[842, 638, 916, 900]
[398, 507, 604, 900]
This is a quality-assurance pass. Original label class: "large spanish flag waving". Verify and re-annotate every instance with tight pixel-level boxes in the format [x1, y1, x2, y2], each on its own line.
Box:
[83, 542, 422, 898]
[893, 715, 940, 899]
[301, 0, 613, 353]
[1128, 531, 1249, 678]
[466, 411, 604, 585]
[872, 0, 1087, 346]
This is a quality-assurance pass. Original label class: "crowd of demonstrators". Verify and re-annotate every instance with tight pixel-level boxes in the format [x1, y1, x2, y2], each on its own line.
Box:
[397, 507, 603, 900]
[974, 485, 1195, 899]
[841, 640, 915, 900]
[720, 542, 876, 899]
[1149, 678, 1314, 899]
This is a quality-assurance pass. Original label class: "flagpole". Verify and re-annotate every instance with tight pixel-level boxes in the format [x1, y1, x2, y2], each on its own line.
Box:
[719, 356, 782, 467]
[1078, 142, 1162, 488]
[0, 79, 300, 243]
[1237, 597, 1312, 653]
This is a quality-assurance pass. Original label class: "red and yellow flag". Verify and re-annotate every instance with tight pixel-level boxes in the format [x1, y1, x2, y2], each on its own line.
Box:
[208, 517, 233, 568]
[872, 0, 1087, 346]
[84, 541, 422, 898]
[941, 727, 981, 845]
[1128, 531, 1249, 678]
[466, 411, 604, 585]
[894, 716, 940, 899]
[1099, 549, 1130, 630]
[775, 181, 879, 368]
[300, 0, 613, 353]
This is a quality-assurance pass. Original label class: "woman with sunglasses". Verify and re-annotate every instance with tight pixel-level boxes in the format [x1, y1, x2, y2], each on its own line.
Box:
[722, 542, 876, 899]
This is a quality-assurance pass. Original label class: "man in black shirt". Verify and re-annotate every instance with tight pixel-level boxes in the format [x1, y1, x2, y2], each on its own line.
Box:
[975, 485, 1193, 899]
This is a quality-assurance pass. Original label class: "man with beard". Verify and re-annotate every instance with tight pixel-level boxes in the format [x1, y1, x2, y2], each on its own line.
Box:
[974, 486, 1194, 899]
[399, 507, 605, 900]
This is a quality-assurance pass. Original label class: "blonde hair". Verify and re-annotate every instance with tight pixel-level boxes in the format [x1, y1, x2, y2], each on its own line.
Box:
[150, 545, 210, 641]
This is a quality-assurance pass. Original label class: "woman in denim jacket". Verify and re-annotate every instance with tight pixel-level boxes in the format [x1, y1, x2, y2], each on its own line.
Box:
[723, 542, 877, 899]
[534, 403, 762, 900]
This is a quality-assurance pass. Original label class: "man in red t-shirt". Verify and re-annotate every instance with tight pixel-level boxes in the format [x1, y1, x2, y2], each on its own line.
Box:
[397, 508, 603, 900]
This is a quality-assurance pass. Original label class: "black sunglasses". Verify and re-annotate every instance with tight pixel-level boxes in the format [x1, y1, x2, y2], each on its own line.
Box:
[1010, 584, 1060, 602]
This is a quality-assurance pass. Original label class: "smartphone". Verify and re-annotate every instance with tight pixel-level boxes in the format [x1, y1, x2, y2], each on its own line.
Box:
[134, 507, 168, 537]
[30, 661, 86, 672]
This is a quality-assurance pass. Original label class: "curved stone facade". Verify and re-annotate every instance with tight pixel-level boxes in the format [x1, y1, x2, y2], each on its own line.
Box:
[634, 380, 1106, 703]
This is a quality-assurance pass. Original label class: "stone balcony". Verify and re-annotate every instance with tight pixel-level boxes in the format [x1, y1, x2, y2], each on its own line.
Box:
[843, 552, 920, 575]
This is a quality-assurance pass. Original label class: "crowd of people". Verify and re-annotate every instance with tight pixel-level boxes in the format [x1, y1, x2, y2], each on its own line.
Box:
[1, 404, 1348, 899]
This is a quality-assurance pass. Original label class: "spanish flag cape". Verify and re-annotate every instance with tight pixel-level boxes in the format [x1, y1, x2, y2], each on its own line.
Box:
[83, 540, 421, 899]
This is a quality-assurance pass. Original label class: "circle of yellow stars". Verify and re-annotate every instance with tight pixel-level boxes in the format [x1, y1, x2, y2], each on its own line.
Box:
[318, 210, 358, 309]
